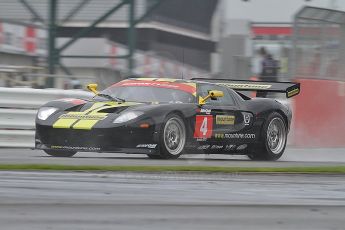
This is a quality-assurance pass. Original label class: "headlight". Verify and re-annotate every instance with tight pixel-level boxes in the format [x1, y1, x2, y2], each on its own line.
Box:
[113, 111, 143, 124]
[37, 107, 58, 120]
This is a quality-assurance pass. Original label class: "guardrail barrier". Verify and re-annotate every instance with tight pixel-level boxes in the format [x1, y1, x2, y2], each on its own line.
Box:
[0, 87, 92, 148]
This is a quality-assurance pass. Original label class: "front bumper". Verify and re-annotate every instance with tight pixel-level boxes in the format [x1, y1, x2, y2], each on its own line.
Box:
[35, 124, 159, 154]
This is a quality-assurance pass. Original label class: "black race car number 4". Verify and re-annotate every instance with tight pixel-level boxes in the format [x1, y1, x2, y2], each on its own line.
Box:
[194, 115, 213, 138]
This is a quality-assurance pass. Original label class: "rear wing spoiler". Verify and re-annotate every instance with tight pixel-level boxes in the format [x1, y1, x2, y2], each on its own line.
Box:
[191, 78, 300, 98]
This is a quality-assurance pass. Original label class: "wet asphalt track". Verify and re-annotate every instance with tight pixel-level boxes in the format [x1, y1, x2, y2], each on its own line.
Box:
[0, 147, 345, 229]
[0, 171, 345, 230]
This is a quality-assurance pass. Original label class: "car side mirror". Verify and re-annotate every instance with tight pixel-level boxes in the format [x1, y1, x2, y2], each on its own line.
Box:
[87, 83, 99, 95]
[199, 90, 224, 105]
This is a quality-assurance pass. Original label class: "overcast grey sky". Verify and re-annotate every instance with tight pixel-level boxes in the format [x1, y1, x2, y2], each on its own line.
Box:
[225, 0, 345, 22]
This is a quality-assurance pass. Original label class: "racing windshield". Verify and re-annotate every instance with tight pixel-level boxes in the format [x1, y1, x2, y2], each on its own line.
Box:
[96, 79, 196, 104]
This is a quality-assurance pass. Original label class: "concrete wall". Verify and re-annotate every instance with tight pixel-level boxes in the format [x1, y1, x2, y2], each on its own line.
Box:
[0, 53, 34, 66]
[218, 19, 251, 79]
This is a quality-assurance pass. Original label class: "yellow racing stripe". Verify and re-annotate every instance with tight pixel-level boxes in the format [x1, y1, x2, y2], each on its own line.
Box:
[53, 118, 78, 129]
[72, 119, 100, 130]
[52, 101, 141, 130]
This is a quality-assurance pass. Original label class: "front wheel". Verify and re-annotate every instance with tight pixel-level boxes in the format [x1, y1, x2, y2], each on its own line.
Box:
[44, 149, 77, 157]
[248, 112, 287, 161]
[155, 114, 187, 159]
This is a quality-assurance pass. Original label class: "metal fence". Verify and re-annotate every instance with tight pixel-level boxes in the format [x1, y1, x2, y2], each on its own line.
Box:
[291, 6, 345, 81]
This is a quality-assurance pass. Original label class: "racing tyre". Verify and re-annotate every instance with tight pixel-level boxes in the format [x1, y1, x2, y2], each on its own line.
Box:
[248, 112, 287, 161]
[44, 149, 77, 157]
[155, 114, 187, 159]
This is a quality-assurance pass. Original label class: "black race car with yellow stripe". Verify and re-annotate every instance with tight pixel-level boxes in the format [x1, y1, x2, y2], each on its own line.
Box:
[35, 78, 300, 160]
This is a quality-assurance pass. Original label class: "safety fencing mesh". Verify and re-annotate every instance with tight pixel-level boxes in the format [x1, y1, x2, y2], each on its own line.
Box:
[291, 7, 345, 80]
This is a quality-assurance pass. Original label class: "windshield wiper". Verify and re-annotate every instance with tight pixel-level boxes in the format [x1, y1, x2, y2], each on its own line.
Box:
[114, 96, 126, 102]
[95, 93, 125, 102]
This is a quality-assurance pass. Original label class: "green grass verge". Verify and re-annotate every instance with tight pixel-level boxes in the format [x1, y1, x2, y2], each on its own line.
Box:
[0, 164, 344, 174]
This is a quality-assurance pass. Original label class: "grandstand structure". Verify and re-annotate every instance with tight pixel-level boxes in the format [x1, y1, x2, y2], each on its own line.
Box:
[0, 0, 220, 87]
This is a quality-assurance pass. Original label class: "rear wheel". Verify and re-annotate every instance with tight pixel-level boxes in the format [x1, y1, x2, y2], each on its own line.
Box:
[248, 112, 287, 161]
[44, 149, 77, 157]
[147, 114, 186, 159]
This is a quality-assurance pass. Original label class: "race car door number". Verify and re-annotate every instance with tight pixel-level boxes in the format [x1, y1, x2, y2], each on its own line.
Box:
[194, 115, 213, 138]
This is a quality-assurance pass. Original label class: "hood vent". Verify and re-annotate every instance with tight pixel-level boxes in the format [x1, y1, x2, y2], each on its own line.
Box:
[98, 106, 128, 114]
[65, 104, 85, 112]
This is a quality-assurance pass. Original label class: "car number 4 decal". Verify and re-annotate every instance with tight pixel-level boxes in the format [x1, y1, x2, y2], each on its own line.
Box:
[194, 115, 213, 138]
